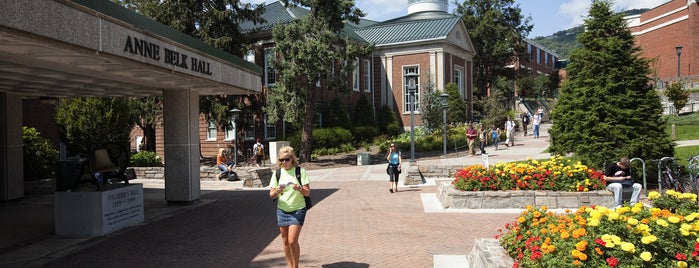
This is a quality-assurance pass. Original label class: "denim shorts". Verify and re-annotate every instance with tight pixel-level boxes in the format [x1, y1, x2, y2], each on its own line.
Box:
[277, 208, 306, 227]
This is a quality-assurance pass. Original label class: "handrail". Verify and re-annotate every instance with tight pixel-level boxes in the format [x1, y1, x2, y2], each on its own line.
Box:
[630, 158, 647, 196]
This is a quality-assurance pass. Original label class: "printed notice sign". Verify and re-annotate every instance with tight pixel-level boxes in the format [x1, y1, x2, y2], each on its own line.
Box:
[101, 185, 144, 234]
[482, 154, 489, 169]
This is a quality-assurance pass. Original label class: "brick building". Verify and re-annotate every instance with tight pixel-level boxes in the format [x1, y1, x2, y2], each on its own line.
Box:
[627, 0, 698, 83]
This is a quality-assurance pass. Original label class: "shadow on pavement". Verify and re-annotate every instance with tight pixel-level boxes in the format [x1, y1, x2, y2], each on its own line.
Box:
[44, 188, 339, 267]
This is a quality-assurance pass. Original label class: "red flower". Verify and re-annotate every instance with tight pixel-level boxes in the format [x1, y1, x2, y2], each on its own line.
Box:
[676, 252, 687, 261]
[606, 256, 619, 267]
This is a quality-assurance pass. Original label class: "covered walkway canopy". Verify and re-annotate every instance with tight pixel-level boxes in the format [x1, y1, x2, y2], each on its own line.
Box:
[0, 0, 262, 202]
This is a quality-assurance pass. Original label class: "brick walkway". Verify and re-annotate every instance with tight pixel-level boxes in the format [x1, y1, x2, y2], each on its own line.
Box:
[43, 181, 518, 267]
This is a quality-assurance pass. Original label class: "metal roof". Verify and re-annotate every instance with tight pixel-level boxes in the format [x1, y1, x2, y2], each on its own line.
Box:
[355, 13, 461, 45]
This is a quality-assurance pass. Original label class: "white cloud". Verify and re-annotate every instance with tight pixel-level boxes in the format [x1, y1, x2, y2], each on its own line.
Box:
[558, 0, 672, 29]
[356, 0, 407, 21]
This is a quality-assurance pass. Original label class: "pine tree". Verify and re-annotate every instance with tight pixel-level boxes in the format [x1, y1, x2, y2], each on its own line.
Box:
[549, 0, 672, 166]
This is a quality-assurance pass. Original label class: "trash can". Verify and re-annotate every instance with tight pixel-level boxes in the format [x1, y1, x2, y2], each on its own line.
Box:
[357, 152, 370, 166]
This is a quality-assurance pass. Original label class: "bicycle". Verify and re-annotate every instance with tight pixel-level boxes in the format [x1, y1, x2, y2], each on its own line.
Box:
[657, 157, 694, 194]
[687, 155, 699, 194]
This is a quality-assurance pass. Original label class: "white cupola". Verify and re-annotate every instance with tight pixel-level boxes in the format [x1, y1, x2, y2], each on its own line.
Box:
[408, 0, 448, 14]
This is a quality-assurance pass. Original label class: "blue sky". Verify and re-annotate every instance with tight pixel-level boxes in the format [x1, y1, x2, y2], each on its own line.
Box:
[243, 0, 670, 38]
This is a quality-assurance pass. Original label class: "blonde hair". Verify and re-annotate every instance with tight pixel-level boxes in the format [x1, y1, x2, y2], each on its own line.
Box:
[218, 148, 225, 155]
[276, 146, 299, 169]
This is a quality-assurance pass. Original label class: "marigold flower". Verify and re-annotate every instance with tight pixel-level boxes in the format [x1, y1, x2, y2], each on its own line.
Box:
[620, 242, 636, 252]
[678, 261, 688, 268]
[669, 216, 681, 224]
[606, 256, 619, 267]
[640, 251, 652, 262]
[657, 219, 669, 227]
[627, 218, 639, 225]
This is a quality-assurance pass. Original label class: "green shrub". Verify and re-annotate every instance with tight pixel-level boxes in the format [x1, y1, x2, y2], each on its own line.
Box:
[313, 127, 353, 149]
[352, 126, 378, 142]
[386, 122, 402, 136]
[23, 127, 58, 180]
[129, 151, 163, 167]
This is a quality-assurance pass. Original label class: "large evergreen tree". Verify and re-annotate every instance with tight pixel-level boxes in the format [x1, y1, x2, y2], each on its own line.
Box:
[549, 0, 673, 166]
[264, 0, 372, 162]
[455, 0, 532, 98]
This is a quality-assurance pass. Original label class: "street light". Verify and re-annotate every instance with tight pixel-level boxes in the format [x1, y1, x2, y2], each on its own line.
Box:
[229, 108, 241, 166]
[440, 93, 449, 156]
[406, 72, 418, 162]
[675, 45, 683, 78]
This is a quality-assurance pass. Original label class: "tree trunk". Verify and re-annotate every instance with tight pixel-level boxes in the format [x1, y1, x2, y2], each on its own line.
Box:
[300, 89, 315, 162]
[143, 124, 156, 151]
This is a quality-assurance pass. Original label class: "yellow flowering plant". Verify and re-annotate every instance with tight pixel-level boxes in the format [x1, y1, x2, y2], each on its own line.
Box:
[452, 155, 606, 191]
[498, 203, 699, 267]
[648, 190, 699, 215]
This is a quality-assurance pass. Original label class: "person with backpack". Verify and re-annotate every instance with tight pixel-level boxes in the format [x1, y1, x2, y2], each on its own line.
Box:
[521, 112, 530, 136]
[268, 146, 310, 268]
[252, 138, 265, 167]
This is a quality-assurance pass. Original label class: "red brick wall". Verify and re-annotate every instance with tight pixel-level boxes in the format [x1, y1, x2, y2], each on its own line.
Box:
[391, 53, 431, 127]
[630, 0, 697, 79]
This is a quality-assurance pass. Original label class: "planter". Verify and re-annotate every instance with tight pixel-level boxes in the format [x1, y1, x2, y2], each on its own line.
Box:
[437, 182, 615, 209]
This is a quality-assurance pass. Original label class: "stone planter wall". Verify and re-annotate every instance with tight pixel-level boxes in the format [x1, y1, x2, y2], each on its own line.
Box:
[437, 182, 615, 209]
[132, 167, 273, 188]
[404, 164, 465, 185]
[468, 238, 514, 268]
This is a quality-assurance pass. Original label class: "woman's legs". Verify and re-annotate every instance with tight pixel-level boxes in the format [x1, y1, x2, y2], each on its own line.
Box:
[280, 225, 303, 268]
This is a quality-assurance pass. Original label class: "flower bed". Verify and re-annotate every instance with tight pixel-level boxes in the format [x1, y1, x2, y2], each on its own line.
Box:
[497, 191, 699, 267]
[451, 156, 606, 192]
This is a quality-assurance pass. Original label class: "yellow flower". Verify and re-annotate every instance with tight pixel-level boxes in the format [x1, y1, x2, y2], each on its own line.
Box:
[647, 191, 660, 200]
[608, 212, 620, 220]
[641, 235, 657, 244]
[678, 261, 688, 268]
[518, 217, 526, 223]
[657, 219, 669, 227]
[668, 216, 681, 224]
[587, 218, 600, 227]
[620, 242, 636, 253]
[640, 251, 652, 262]
[627, 218, 639, 226]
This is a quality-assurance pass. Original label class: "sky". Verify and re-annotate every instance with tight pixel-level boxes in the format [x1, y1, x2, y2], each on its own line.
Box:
[242, 0, 670, 38]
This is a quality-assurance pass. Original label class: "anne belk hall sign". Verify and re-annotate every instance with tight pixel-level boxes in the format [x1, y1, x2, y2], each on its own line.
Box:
[123, 35, 213, 76]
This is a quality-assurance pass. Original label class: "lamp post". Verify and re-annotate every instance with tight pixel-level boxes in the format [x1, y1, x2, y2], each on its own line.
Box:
[406, 72, 418, 162]
[676, 45, 683, 78]
[440, 93, 449, 156]
[229, 108, 241, 166]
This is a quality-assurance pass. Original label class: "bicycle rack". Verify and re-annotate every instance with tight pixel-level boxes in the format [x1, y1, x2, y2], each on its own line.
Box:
[657, 156, 676, 194]
[630, 158, 647, 196]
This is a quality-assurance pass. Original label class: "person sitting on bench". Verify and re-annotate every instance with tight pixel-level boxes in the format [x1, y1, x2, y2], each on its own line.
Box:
[603, 157, 642, 209]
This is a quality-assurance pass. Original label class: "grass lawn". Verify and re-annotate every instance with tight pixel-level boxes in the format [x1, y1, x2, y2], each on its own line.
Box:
[665, 112, 699, 141]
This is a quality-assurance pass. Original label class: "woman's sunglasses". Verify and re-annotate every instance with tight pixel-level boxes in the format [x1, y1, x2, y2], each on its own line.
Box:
[279, 158, 291, 163]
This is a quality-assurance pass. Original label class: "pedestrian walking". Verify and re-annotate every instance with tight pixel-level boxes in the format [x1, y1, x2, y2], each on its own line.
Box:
[521, 112, 530, 136]
[532, 113, 541, 138]
[385, 143, 402, 193]
[504, 117, 515, 147]
[490, 125, 500, 150]
[478, 125, 487, 155]
[269, 146, 311, 268]
[465, 123, 477, 155]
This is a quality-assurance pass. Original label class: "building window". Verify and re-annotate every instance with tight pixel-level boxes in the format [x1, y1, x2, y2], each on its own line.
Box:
[224, 119, 236, 141]
[454, 67, 464, 97]
[536, 48, 540, 64]
[363, 59, 371, 92]
[353, 57, 360, 91]
[206, 120, 217, 141]
[264, 115, 276, 140]
[528, 44, 532, 60]
[264, 47, 276, 86]
[245, 49, 255, 64]
[544, 52, 548, 66]
[244, 114, 255, 141]
[403, 66, 420, 114]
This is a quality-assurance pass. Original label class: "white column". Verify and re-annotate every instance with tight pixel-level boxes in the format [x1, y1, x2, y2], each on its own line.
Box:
[0, 93, 24, 200]
[163, 89, 201, 203]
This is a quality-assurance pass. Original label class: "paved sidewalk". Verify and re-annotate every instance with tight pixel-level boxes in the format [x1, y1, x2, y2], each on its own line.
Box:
[0, 123, 649, 267]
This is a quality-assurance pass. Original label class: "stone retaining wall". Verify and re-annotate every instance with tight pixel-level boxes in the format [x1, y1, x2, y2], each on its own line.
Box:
[468, 238, 514, 268]
[437, 182, 615, 209]
[404, 164, 465, 185]
[132, 167, 273, 188]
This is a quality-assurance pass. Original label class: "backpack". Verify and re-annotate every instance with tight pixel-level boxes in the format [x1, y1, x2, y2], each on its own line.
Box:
[275, 166, 312, 209]
[255, 144, 263, 155]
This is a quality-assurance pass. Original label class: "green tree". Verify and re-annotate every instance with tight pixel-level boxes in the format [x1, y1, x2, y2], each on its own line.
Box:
[444, 83, 468, 124]
[264, 0, 372, 162]
[665, 82, 689, 116]
[325, 97, 351, 129]
[23, 127, 59, 180]
[455, 0, 532, 98]
[480, 77, 511, 129]
[352, 94, 375, 127]
[116, 0, 265, 56]
[549, 0, 672, 166]
[55, 97, 137, 154]
[130, 96, 162, 151]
